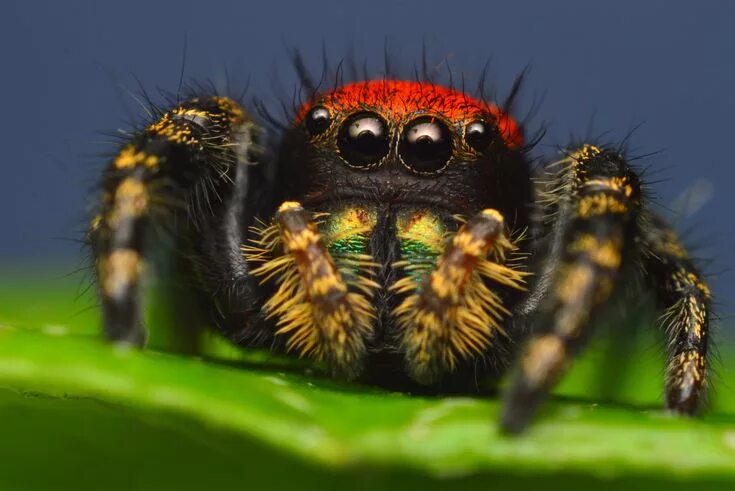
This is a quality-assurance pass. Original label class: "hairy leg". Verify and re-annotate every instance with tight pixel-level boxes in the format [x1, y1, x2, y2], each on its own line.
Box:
[501, 145, 641, 433]
[90, 96, 259, 344]
[641, 214, 711, 414]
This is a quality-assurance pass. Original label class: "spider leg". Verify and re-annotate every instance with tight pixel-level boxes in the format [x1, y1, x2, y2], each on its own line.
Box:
[244, 201, 377, 378]
[89, 96, 259, 344]
[393, 209, 526, 384]
[501, 144, 641, 433]
[641, 214, 711, 414]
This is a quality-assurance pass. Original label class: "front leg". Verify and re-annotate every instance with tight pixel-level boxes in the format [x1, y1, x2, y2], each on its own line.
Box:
[501, 145, 641, 433]
[244, 201, 378, 378]
[89, 96, 258, 345]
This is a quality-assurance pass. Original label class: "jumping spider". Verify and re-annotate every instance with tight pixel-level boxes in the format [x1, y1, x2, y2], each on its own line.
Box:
[90, 62, 711, 433]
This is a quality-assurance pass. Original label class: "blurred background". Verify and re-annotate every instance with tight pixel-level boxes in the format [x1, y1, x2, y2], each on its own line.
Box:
[1, 0, 733, 330]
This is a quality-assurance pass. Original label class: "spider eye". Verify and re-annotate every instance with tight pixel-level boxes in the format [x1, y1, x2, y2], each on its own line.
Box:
[465, 120, 494, 151]
[337, 112, 390, 169]
[305, 106, 331, 135]
[399, 116, 453, 174]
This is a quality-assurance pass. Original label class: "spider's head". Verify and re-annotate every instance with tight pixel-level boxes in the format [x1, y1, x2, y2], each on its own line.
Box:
[277, 80, 526, 216]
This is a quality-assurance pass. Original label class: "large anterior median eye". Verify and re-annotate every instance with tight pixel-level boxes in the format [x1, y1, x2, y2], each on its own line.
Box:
[337, 112, 390, 169]
[399, 116, 453, 175]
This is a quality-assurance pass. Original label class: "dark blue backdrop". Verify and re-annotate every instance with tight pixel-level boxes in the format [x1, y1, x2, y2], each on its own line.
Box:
[2, 1, 733, 312]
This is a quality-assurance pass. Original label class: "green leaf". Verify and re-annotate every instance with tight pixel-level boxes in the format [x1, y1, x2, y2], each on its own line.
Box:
[0, 269, 734, 490]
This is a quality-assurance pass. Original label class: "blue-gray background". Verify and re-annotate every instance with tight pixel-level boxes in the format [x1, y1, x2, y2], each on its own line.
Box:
[2, 1, 733, 320]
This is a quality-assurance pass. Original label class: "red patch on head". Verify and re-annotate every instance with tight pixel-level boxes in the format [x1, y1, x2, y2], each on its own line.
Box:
[296, 80, 523, 149]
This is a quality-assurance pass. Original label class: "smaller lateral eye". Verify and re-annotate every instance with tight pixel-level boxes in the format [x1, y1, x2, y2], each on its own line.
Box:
[465, 120, 495, 151]
[305, 106, 331, 135]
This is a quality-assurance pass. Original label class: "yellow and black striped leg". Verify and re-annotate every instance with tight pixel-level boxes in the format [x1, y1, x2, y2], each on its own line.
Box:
[393, 209, 526, 384]
[92, 168, 148, 344]
[90, 96, 257, 344]
[244, 201, 377, 378]
[643, 215, 711, 414]
[501, 145, 641, 433]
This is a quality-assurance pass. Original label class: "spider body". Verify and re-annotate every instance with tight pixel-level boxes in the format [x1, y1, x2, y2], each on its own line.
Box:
[90, 72, 712, 433]
[258, 81, 533, 382]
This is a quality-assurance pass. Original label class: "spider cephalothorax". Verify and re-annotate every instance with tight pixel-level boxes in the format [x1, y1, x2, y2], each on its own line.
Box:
[89, 68, 712, 433]
[246, 80, 533, 382]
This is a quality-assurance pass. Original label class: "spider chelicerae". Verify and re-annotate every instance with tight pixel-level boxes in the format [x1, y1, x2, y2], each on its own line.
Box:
[89, 59, 712, 433]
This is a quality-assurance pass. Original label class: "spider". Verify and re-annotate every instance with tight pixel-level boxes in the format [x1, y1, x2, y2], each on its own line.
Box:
[88, 60, 712, 434]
